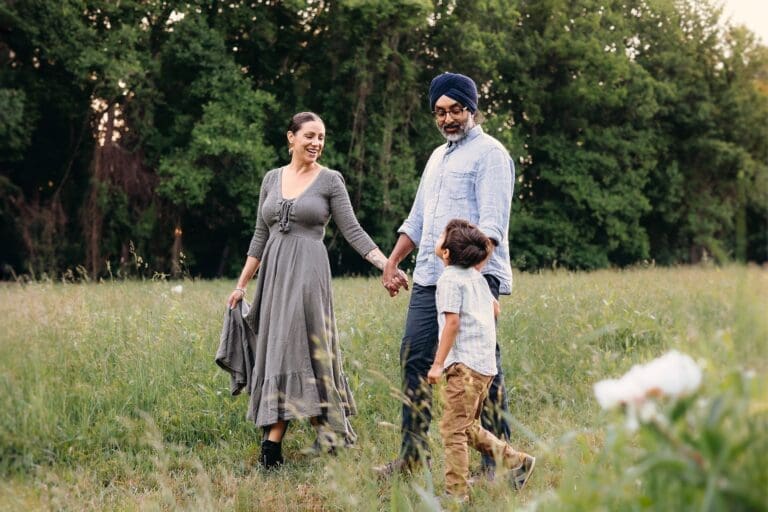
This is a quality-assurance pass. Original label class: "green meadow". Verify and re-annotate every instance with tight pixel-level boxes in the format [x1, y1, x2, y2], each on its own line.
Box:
[1, 266, 766, 511]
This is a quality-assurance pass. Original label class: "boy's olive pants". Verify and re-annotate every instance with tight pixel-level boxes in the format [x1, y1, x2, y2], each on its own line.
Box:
[439, 363, 526, 497]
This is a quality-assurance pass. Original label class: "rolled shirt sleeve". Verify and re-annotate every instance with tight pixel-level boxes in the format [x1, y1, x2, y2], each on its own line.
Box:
[474, 147, 514, 246]
[397, 173, 427, 247]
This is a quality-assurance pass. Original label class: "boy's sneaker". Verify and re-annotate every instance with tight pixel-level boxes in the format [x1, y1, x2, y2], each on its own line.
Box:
[509, 455, 536, 490]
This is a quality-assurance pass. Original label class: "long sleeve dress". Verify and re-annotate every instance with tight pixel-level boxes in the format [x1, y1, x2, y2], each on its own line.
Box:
[239, 166, 377, 443]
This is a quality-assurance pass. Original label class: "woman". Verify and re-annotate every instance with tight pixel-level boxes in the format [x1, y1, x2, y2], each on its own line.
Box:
[219, 112, 405, 469]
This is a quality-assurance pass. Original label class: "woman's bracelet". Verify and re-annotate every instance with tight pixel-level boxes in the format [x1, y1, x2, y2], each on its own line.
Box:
[235, 287, 246, 296]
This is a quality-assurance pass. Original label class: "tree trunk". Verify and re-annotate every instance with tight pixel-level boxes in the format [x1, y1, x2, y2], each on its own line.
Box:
[171, 222, 183, 277]
[216, 244, 230, 277]
[84, 105, 114, 278]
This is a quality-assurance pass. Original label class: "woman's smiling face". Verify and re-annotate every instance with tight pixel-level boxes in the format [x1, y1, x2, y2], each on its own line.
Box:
[289, 120, 325, 163]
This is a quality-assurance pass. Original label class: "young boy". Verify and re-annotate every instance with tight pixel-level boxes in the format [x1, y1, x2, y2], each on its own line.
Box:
[427, 219, 535, 500]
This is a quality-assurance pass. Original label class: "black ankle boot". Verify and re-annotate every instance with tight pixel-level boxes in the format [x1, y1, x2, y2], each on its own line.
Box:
[260, 440, 283, 469]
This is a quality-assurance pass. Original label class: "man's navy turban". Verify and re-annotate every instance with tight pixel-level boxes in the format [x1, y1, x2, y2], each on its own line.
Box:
[428, 72, 478, 113]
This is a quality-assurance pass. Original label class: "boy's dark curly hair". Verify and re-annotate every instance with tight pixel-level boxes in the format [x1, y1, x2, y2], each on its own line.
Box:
[441, 219, 492, 268]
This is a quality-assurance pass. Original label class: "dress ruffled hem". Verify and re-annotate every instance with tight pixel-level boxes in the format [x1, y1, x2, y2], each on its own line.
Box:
[246, 369, 357, 442]
[247, 369, 321, 425]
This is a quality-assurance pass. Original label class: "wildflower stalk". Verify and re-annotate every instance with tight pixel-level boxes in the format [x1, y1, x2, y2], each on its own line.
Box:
[646, 416, 706, 470]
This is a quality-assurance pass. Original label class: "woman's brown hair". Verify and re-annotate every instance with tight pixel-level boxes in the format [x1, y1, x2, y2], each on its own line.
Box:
[288, 111, 323, 134]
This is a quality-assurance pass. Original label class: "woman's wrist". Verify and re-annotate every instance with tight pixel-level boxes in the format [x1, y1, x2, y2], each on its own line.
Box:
[235, 287, 246, 295]
[364, 248, 387, 271]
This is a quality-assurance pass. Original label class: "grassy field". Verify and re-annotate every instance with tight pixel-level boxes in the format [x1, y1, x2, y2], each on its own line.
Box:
[0, 266, 766, 511]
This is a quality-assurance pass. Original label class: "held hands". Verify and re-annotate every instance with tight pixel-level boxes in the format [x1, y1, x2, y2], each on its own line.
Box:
[427, 363, 444, 384]
[382, 261, 409, 297]
[394, 268, 409, 294]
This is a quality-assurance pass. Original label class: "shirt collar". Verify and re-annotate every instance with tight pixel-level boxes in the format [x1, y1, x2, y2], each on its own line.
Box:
[443, 265, 481, 277]
[447, 124, 484, 149]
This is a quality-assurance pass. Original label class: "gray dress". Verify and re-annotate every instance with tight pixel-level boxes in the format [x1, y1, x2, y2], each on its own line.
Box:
[243, 167, 377, 441]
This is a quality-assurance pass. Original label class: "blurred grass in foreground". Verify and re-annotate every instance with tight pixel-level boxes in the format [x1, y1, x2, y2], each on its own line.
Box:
[0, 265, 765, 510]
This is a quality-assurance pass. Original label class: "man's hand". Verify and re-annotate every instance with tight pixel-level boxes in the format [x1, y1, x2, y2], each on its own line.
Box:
[381, 235, 416, 297]
[427, 363, 444, 384]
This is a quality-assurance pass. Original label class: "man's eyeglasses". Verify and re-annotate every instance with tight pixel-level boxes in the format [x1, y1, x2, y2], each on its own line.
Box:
[432, 105, 468, 119]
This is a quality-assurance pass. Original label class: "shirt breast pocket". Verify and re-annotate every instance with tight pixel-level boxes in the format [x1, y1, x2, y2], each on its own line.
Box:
[447, 170, 473, 200]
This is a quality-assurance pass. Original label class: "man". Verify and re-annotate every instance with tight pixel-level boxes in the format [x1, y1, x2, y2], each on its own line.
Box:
[377, 72, 515, 477]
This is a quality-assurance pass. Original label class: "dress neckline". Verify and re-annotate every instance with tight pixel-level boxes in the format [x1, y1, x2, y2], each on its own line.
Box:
[279, 166, 325, 201]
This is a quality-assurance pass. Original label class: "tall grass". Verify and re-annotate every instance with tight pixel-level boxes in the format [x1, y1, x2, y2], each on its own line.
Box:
[0, 266, 765, 510]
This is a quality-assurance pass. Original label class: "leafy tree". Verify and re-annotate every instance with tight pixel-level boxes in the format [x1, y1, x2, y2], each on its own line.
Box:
[288, 0, 434, 273]
[497, 0, 659, 269]
[1, 0, 765, 276]
[636, 0, 768, 264]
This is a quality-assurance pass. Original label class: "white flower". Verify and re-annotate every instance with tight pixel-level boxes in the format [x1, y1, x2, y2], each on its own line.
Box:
[624, 402, 640, 432]
[171, 284, 183, 294]
[638, 400, 661, 424]
[636, 350, 702, 397]
[593, 350, 702, 411]
[594, 377, 645, 409]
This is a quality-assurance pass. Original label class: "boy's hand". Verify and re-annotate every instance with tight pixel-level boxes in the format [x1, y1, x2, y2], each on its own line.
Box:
[427, 363, 444, 384]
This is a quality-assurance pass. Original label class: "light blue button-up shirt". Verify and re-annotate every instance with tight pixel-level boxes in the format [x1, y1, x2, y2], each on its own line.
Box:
[398, 125, 515, 294]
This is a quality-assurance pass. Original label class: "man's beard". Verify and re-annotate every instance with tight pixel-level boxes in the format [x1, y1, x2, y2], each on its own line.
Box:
[439, 115, 475, 142]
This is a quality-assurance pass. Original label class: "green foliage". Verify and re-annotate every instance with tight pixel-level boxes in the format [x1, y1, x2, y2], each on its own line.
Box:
[157, 77, 275, 216]
[501, 0, 662, 269]
[1, 0, 767, 276]
[0, 89, 34, 160]
[0, 267, 765, 509]
[636, 1, 768, 265]
[545, 373, 767, 511]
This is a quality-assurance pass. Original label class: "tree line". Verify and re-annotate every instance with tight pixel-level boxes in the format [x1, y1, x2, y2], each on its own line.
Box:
[1, 0, 766, 279]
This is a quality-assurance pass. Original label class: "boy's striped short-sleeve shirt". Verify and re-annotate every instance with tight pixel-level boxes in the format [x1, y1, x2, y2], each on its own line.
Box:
[436, 265, 498, 376]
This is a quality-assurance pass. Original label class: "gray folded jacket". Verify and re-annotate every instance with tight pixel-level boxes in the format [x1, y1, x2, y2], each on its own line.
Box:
[215, 301, 254, 396]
